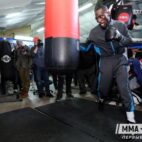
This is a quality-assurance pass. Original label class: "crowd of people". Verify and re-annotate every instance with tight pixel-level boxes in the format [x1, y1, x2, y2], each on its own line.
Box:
[0, 37, 96, 101]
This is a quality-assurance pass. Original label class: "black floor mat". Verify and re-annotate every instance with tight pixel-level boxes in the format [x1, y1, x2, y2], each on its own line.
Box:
[0, 108, 97, 142]
[36, 98, 142, 142]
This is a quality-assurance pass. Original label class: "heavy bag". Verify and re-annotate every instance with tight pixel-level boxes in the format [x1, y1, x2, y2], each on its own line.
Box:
[0, 40, 14, 80]
[111, 5, 133, 29]
[44, 0, 80, 73]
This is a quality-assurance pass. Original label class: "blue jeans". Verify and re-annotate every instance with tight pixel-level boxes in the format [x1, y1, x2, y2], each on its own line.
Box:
[34, 66, 50, 94]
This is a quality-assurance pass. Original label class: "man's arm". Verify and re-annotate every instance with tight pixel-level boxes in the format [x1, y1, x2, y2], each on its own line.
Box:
[80, 43, 94, 52]
[105, 23, 132, 46]
[119, 23, 132, 46]
[30, 46, 38, 57]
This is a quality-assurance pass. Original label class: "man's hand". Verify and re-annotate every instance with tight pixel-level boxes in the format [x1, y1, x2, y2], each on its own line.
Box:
[33, 45, 38, 54]
[105, 26, 123, 41]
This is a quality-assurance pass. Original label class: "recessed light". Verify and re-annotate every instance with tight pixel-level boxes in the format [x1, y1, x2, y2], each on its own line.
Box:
[6, 13, 21, 18]
[35, 2, 45, 5]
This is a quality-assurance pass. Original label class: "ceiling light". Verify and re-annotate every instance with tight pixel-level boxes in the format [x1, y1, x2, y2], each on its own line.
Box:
[6, 13, 21, 18]
[37, 27, 44, 33]
[36, 2, 45, 5]
[15, 35, 33, 41]
[79, 3, 93, 12]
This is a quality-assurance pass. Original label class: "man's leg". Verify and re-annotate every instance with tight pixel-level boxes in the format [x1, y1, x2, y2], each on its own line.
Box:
[35, 67, 44, 98]
[116, 65, 135, 123]
[56, 75, 64, 101]
[41, 67, 53, 97]
[66, 73, 73, 98]
[77, 69, 87, 94]
[97, 58, 113, 110]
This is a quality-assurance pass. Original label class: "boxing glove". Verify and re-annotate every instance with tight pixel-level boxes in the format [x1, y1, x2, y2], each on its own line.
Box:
[105, 26, 123, 41]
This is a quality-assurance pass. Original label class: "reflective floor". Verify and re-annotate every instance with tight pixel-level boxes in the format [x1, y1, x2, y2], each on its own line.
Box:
[0, 82, 96, 114]
[0, 82, 142, 114]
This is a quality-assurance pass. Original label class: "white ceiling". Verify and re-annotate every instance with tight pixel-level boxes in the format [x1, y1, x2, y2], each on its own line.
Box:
[0, 0, 97, 42]
[0, 0, 142, 42]
[0, 0, 45, 29]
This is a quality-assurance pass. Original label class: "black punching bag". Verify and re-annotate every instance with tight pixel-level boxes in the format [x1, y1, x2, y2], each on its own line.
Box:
[111, 5, 133, 29]
[44, 0, 80, 73]
[0, 40, 14, 80]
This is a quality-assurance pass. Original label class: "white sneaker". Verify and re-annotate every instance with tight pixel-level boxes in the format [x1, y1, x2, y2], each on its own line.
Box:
[126, 112, 136, 123]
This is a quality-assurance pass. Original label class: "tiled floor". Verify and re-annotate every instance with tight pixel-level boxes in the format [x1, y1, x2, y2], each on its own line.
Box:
[0, 83, 96, 114]
[0, 83, 142, 114]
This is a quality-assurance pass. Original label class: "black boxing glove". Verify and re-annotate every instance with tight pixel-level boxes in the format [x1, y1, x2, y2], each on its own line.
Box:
[105, 26, 123, 41]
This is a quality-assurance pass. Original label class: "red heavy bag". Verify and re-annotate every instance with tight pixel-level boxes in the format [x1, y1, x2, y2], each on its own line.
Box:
[44, 0, 80, 73]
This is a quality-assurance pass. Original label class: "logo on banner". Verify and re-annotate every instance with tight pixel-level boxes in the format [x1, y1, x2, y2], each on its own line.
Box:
[133, 9, 142, 15]
[117, 13, 129, 23]
[1, 55, 11, 63]
[115, 124, 142, 140]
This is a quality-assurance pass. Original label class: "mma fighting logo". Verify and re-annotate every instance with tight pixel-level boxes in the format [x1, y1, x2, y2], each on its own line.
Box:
[115, 124, 142, 140]
[1, 55, 11, 63]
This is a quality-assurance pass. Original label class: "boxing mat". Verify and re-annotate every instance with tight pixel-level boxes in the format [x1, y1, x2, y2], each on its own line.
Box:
[0, 40, 14, 80]
[111, 5, 133, 29]
[44, 0, 80, 73]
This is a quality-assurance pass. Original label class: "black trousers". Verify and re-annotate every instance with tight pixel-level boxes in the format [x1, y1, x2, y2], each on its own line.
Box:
[77, 65, 97, 93]
[53, 73, 73, 95]
[97, 55, 135, 112]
